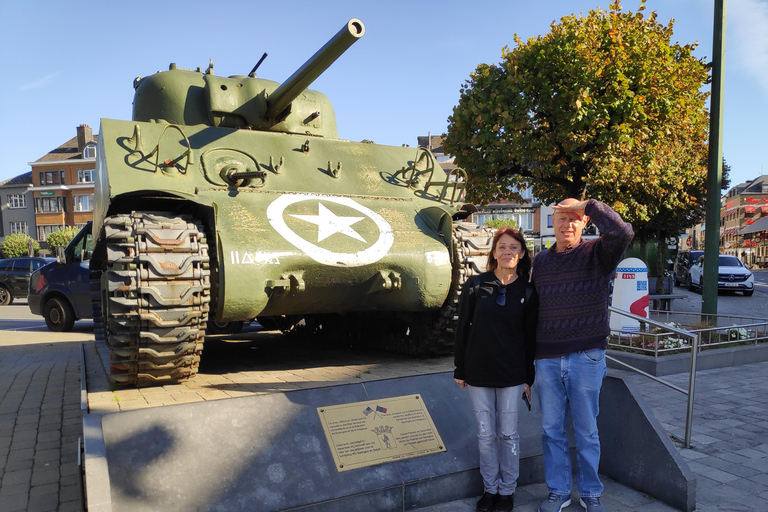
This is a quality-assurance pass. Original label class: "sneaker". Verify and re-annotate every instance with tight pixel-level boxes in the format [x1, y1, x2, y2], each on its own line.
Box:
[495, 493, 515, 511]
[539, 492, 572, 512]
[579, 496, 606, 512]
[477, 492, 499, 512]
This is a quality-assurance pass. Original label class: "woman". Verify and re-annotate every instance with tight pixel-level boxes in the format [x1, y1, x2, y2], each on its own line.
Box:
[454, 228, 538, 512]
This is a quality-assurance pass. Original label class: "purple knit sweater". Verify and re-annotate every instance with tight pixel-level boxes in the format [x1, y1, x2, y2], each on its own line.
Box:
[532, 199, 634, 357]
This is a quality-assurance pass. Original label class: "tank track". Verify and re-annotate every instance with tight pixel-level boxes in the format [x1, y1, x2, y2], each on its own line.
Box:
[386, 221, 493, 356]
[96, 212, 211, 387]
[302, 222, 493, 357]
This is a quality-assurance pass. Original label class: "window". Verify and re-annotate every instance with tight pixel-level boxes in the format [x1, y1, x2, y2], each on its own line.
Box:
[39, 170, 66, 185]
[7, 194, 26, 208]
[77, 169, 95, 183]
[9, 221, 28, 235]
[547, 215, 553, 228]
[83, 145, 96, 159]
[73, 194, 94, 212]
[35, 196, 66, 213]
[37, 225, 64, 241]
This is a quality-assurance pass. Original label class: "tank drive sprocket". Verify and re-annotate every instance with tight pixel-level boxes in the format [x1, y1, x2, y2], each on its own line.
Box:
[96, 212, 211, 386]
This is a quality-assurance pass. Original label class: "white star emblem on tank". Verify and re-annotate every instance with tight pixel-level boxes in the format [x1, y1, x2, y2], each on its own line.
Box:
[290, 203, 366, 243]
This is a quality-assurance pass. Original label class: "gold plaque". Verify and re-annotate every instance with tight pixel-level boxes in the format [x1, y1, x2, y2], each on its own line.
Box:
[317, 394, 446, 472]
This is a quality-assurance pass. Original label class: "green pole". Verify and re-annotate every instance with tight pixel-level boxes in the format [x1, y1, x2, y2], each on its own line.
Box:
[702, 0, 727, 319]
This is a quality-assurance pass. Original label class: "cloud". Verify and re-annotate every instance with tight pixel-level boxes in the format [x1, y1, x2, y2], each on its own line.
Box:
[729, 0, 768, 93]
[19, 72, 61, 91]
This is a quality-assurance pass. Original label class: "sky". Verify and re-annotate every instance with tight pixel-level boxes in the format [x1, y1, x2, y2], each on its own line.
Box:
[1, 0, 767, 190]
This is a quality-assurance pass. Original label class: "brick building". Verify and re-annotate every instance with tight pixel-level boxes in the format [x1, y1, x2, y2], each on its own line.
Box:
[29, 125, 97, 241]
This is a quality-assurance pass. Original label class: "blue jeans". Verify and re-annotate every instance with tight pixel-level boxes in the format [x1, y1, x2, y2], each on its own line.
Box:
[467, 384, 524, 495]
[535, 348, 607, 498]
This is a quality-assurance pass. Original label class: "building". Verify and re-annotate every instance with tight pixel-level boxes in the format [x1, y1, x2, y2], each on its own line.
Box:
[0, 172, 36, 240]
[417, 134, 540, 238]
[720, 175, 768, 266]
[29, 125, 97, 241]
[728, 175, 768, 266]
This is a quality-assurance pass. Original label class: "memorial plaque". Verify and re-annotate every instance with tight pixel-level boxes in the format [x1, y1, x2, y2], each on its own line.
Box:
[317, 394, 446, 471]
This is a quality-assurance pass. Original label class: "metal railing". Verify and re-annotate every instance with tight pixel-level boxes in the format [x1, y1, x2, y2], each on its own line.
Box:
[609, 310, 768, 356]
[607, 306, 700, 448]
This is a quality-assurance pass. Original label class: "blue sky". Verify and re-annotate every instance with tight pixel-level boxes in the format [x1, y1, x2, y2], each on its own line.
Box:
[1, 0, 767, 190]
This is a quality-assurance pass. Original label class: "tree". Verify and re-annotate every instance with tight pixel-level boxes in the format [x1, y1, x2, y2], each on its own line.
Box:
[444, 0, 711, 230]
[45, 226, 80, 253]
[1, 233, 40, 258]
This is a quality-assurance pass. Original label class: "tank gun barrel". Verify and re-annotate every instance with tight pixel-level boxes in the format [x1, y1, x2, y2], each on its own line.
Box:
[265, 19, 364, 119]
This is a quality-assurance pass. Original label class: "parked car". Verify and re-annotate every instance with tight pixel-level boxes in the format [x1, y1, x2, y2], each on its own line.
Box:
[688, 254, 754, 296]
[674, 250, 703, 288]
[0, 256, 56, 305]
[28, 222, 248, 333]
[28, 223, 93, 331]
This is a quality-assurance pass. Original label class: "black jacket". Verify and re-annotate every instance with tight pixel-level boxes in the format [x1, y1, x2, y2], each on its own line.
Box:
[453, 271, 537, 388]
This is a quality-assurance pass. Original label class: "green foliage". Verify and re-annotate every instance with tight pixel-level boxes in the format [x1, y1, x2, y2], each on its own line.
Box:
[444, 0, 710, 228]
[483, 218, 518, 229]
[1, 233, 40, 258]
[45, 226, 80, 252]
[623, 240, 673, 277]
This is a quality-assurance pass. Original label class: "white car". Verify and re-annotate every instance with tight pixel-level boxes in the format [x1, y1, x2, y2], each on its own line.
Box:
[688, 254, 754, 297]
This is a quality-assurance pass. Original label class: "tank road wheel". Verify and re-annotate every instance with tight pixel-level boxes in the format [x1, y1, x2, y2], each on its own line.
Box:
[380, 222, 494, 357]
[98, 212, 211, 387]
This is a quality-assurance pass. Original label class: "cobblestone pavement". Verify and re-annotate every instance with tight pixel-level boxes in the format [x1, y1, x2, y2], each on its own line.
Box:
[0, 331, 86, 512]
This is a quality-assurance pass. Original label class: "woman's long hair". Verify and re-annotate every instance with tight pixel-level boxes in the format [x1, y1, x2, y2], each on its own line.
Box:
[486, 228, 532, 280]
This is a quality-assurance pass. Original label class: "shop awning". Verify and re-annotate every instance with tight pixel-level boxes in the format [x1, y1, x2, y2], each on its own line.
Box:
[740, 216, 768, 235]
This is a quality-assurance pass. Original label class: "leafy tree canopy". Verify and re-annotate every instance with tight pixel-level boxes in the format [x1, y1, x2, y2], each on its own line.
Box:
[1, 233, 40, 258]
[46, 226, 80, 252]
[444, 0, 711, 227]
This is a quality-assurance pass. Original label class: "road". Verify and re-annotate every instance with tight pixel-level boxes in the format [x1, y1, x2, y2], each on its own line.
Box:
[665, 269, 768, 319]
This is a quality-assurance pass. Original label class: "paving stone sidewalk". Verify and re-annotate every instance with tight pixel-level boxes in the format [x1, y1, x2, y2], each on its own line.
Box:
[0, 337, 84, 512]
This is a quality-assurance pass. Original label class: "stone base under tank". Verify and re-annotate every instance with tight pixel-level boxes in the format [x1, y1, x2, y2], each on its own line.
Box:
[82, 372, 694, 512]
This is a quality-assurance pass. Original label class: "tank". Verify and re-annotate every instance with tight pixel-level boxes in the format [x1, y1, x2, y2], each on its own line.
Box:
[90, 19, 490, 387]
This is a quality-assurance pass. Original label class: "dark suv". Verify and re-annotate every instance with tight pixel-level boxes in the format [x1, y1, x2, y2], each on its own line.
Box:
[0, 256, 56, 304]
[674, 250, 704, 288]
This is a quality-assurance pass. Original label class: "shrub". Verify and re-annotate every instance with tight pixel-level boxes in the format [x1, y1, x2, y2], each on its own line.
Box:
[1, 233, 40, 258]
[483, 218, 518, 230]
[45, 226, 80, 253]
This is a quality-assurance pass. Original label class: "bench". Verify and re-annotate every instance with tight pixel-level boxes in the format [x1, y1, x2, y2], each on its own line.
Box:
[649, 293, 685, 311]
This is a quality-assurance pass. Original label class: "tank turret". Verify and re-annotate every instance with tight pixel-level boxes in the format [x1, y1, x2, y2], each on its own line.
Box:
[132, 19, 364, 138]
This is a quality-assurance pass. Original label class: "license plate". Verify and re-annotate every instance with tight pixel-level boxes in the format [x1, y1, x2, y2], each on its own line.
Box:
[724, 283, 739, 287]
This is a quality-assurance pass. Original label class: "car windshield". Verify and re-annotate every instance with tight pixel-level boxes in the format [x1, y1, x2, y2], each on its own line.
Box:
[719, 256, 743, 267]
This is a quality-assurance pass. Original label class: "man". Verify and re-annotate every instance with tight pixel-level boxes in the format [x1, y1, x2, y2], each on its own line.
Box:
[532, 198, 633, 512]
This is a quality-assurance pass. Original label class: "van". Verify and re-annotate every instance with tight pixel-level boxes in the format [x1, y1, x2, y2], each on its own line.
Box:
[28, 223, 92, 331]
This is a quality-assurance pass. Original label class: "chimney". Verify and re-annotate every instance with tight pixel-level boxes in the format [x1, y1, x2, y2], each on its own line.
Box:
[77, 124, 93, 153]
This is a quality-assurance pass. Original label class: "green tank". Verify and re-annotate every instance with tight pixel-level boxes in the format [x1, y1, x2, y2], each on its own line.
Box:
[90, 19, 490, 386]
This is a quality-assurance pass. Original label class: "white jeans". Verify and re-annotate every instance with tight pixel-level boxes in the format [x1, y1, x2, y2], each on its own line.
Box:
[467, 384, 524, 495]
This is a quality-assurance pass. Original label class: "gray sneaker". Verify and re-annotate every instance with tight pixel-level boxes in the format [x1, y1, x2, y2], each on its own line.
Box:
[539, 492, 571, 512]
[579, 496, 607, 512]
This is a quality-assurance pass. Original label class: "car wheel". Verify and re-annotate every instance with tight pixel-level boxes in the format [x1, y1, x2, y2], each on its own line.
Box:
[686, 275, 694, 291]
[44, 297, 75, 332]
[0, 285, 12, 305]
[744, 290, 754, 297]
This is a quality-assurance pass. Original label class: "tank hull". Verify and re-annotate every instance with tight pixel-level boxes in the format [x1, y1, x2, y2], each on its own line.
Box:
[95, 119, 456, 323]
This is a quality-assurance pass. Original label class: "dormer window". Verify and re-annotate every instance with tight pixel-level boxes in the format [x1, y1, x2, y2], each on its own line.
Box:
[83, 144, 96, 159]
